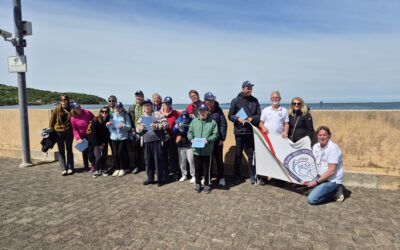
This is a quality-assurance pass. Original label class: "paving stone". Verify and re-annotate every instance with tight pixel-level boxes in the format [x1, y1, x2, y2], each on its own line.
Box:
[0, 157, 399, 249]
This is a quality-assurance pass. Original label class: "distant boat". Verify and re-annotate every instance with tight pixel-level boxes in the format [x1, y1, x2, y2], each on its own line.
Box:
[320, 100, 324, 105]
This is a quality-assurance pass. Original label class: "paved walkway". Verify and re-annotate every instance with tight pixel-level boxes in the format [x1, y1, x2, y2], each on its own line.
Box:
[0, 157, 399, 249]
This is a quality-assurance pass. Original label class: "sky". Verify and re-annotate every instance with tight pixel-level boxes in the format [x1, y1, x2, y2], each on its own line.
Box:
[1, 0, 400, 104]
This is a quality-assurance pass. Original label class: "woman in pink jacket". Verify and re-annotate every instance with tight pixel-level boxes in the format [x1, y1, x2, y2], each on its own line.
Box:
[70, 102, 95, 172]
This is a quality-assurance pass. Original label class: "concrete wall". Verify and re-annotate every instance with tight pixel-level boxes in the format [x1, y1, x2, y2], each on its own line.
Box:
[1, 109, 400, 178]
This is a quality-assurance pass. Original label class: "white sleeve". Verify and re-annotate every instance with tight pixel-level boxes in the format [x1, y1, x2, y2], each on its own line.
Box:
[260, 109, 266, 122]
[327, 144, 341, 164]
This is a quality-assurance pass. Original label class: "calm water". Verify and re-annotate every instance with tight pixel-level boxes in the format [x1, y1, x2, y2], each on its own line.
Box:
[1, 102, 400, 110]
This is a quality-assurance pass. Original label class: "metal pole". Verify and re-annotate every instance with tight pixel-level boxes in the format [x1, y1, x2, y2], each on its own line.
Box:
[13, 0, 33, 167]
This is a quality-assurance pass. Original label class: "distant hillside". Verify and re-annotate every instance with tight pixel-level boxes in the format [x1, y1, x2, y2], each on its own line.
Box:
[0, 84, 107, 106]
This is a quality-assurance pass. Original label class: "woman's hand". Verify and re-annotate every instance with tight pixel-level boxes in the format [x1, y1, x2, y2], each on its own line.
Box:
[117, 122, 124, 129]
[77, 139, 83, 144]
[106, 121, 113, 126]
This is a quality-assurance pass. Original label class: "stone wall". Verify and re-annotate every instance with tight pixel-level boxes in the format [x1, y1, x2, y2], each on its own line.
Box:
[1, 109, 399, 176]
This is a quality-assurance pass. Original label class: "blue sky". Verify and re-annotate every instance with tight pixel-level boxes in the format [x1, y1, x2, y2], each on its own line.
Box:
[1, 0, 400, 104]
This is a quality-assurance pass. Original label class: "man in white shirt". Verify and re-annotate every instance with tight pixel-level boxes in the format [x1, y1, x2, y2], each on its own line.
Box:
[259, 91, 289, 137]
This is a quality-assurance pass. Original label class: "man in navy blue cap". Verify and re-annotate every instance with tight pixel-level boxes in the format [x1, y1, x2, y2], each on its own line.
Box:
[128, 90, 145, 174]
[204, 92, 227, 186]
[228, 80, 261, 185]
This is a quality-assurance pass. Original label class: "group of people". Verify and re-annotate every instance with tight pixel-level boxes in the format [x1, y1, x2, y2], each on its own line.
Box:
[48, 81, 344, 204]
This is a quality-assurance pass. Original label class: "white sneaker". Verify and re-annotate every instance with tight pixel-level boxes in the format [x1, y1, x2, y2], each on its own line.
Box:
[61, 170, 67, 176]
[189, 178, 196, 184]
[335, 185, 345, 202]
[118, 170, 126, 177]
[112, 170, 120, 177]
[67, 169, 74, 175]
[179, 176, 187, 182]
[219, 178, 226, 186]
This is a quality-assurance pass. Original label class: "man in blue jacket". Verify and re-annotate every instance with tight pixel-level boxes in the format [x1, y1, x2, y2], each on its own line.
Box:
[204, 92, 228, 186]
[228, 81, 261, 185]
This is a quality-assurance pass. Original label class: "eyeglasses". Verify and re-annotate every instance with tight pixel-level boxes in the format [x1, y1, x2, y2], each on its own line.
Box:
[108, 99, 116, 102]
[292, 102, 302, 106]
[101, 110, 108, 113]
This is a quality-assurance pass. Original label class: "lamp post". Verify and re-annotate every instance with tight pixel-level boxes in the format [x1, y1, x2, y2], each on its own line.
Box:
[0, 0, 33, 167]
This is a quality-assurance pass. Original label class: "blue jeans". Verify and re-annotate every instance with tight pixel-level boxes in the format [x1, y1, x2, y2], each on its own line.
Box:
[307, 181, 340, 205]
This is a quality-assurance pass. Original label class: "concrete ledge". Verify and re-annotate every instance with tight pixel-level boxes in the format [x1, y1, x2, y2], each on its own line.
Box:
[344, 171, 400, 190]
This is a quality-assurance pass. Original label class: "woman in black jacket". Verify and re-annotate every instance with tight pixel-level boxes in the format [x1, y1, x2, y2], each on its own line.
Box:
[288, 97, 314, 143]
[90, 107, 111, 177]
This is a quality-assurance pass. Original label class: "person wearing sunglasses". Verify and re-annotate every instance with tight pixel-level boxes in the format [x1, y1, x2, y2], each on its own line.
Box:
[49, 95, 74, 176]
[107, 95, 117, 116]
[90, 107, 111, 177]
[288, 97, 314, 143]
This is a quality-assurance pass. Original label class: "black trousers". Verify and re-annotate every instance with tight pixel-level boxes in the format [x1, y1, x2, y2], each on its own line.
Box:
[111, 140, 129, 170]
[132, 138, 144, 170]
[194, 155, 212, 186]
[144, 141, 164, 182]
[234, 134, 255, 180]
[162, 138, 180, 176]
[93, 145, 108, 171]
[81, 137, 94, 168]
[212, 143, 225, 180]
[56, 131, 74, 171]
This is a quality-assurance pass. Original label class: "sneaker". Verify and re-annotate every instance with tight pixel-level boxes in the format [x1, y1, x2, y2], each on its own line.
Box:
[118, 170, 126, 177]
[257, 178, 267, 186]
[335, 185, 345, 202]
[102, 171, 109, 177]
[93, 170, 101, 178]
[132, 167, 140, 175]
[67, 169, 74, 175]
[179, 176, 187, 182]
[143, 180, 155, 185]
[203, 185, 211, 194]
[219, 178, 226, 187]
[112, 170, 120, 177]
[61, 170, 68, 176]
[195, 184, 201, 193]
[189, 177, 196, 184]
[89, 166, 96, 173]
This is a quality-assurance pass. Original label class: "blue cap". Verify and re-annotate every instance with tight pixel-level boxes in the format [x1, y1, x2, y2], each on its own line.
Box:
[135, 90, 144, 96]
[204, 92, 216, 101]
[115, 101, 123, 108]
[143, 98, 152, 105]
[198, 103, 208, 111]
[163, 96, 172, 104]
[70, 101, 80, 109]
[242, 80, 254, 88]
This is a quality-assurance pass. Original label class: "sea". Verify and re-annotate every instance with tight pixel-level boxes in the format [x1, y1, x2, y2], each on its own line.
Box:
[1, 102, 400, 110]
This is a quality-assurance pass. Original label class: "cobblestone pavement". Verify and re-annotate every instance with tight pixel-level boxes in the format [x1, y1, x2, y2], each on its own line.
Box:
[0, 157, 399, 249]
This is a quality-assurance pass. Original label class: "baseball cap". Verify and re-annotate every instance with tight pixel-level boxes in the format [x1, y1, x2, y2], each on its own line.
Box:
[163, 96, 172, 104]
[204, 92, 216, 101]
[143, 98, 152, 105]
[135, 90, 144, 97]
[198, 103, 208, 111]
[242, 80, 254, 88]
[70, 101, 80, 109]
